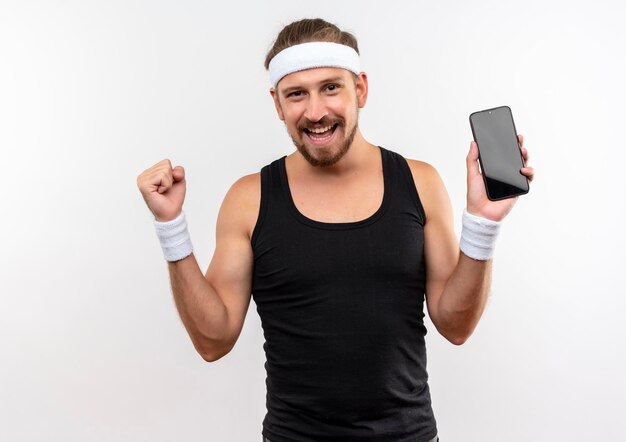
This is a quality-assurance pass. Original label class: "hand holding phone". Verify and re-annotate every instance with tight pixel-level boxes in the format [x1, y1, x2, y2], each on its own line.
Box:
[469, 106, 529, 201]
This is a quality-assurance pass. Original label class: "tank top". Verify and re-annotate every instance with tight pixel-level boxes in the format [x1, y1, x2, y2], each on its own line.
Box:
[251, 146, 438, 442]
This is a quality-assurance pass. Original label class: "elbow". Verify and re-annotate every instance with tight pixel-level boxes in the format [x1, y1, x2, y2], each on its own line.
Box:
[438, 323, 472, 345]
[198, 340, 233, 363]
[200, 351, 224, 363]
[435, 310, 479, 346]
[447, 333, 470, 346]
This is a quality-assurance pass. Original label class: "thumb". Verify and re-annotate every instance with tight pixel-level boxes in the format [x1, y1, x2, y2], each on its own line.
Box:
[466, 141, 481, 180]
[172, 165, 185, 182]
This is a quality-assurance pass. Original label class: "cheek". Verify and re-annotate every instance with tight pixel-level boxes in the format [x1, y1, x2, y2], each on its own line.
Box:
[331, 94, 357, 114]
[283, 104, 306, 125]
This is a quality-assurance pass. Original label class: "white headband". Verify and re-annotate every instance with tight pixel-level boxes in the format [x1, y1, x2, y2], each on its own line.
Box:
[268, 41, 361, 88]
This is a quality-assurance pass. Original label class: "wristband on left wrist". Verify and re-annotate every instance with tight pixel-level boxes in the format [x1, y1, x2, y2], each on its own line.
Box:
[459, 209, 501, 260]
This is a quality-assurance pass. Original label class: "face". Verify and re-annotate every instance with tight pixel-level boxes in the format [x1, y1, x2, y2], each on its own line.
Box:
[270, 67, 368, 167]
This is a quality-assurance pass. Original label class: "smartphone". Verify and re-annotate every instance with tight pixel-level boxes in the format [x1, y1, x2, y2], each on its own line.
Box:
[469, 106, 529, 201]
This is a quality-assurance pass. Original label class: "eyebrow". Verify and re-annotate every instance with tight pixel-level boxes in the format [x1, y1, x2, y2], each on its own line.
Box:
[280, 76, 346, 96]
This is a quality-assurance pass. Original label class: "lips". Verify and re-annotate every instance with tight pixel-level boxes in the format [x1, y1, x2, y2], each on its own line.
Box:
[304, 124, 338, 146]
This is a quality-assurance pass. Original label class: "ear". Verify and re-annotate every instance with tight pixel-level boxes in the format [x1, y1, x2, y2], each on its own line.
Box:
[355, 72, 369, 108]
[269, 87, 285, 121]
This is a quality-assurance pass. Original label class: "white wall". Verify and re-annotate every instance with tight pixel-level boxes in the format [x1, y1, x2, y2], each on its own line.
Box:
[1, 0, 624, 440]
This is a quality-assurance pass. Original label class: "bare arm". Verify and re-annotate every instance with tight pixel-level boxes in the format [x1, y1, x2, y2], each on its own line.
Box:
[408, 137, 533, 345]
[168, 254, 230, 360]
[425, 176, 493, 345]
[408, 160, 491, 345]
[168, 174, 259, 361]
[426, 243, 492, 345]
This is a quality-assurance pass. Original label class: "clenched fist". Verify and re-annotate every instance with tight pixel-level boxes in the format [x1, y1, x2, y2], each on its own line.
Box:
[136, 159, 187, 222]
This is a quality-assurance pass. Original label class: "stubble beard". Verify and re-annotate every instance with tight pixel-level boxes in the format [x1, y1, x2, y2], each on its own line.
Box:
[287, 109, 359, 168]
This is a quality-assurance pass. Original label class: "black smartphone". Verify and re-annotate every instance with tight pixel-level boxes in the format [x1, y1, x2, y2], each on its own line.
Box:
[469, 105, 529, 201]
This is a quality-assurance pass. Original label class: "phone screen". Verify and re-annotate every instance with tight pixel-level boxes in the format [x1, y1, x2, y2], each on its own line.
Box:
[469, 106, 529, 200]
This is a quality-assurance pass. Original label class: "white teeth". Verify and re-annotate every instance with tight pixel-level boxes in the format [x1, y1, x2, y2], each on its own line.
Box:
[309, 125, 333, 134]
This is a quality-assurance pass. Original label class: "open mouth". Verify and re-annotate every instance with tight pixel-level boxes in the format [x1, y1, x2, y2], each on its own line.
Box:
[303, 123, 338, 146]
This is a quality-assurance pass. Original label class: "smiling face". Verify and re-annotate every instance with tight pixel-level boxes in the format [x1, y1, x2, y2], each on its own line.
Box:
[270, 67, 368, 167]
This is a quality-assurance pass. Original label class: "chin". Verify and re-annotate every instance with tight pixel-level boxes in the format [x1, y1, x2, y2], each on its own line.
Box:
[298, 141, 350, 167]
[291, 123, 358, 168]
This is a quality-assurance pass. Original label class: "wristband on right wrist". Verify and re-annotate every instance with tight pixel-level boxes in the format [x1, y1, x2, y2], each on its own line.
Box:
[153, 210, 194, 262]
[459, 209, 501, 260]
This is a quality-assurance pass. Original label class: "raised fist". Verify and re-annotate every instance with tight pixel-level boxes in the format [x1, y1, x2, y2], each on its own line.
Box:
[136, 159, 187, 222]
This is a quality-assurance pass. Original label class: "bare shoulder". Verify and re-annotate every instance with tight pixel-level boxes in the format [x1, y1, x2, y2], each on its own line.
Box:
[218, 172, 261, 241]
[405, 158, 439, 183]
[404, 158, 451, 222]
[229, 172, 261, 199]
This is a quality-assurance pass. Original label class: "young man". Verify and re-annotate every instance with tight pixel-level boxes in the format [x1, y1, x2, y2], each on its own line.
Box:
[137, 18, 534, 442]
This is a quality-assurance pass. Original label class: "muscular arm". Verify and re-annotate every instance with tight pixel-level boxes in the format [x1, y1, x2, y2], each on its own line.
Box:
[408, 160, 492, 345]
[168, 254, 230, 361]
[168, 173, 259, 361]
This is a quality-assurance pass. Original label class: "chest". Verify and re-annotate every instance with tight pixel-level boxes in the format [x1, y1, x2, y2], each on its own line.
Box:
[251, 209, 427, 313]
[288, 174, 385, 224]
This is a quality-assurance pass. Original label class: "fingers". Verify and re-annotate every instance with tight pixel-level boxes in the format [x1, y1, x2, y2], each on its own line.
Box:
[521, 146, 529, 163]
[521, 166, 534, 182]
[466, 141, 481, 179]
[518, 134, 530, 166]
[139, 159, 176, 194]
[157, 168, 173, 193]
[172, 165, 185, 182]
[515, 135, 534, 182]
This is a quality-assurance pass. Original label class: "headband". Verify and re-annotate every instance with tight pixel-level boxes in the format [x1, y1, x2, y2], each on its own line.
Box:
[268, 41, 361, 88]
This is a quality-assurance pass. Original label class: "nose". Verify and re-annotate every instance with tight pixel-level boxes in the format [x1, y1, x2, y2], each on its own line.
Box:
[304, 93, 328, 123]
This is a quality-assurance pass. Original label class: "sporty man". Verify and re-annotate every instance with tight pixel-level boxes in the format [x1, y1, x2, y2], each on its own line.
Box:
[137, 18, 534, 442]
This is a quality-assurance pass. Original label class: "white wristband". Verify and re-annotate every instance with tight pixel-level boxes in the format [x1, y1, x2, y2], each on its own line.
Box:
[153, 210, 193, 262]
[459, 209, 501, 260]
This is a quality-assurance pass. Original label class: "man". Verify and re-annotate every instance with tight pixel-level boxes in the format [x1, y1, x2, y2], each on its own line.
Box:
[137, 18, 534, 442]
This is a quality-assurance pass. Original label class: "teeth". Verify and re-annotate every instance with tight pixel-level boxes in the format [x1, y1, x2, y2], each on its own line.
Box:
[308, 125, 334, 134]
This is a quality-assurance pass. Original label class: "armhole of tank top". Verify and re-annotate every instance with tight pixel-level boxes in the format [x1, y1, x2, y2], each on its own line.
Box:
[399, 155, 427, 226]
[251, 165, 269, 249]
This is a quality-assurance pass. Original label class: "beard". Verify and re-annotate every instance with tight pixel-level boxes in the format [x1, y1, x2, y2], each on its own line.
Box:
[286, 109, 359, 168]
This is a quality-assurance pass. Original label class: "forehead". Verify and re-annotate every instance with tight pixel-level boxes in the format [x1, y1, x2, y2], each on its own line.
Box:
[277, 67, 352, 92]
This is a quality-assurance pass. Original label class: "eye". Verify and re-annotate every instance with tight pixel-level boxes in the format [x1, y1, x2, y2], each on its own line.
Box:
[287, 90, 303, 98]
[326, 84, 340, 92]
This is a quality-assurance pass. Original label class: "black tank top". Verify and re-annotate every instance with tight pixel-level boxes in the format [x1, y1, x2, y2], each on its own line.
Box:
[251, 146, 438, 442]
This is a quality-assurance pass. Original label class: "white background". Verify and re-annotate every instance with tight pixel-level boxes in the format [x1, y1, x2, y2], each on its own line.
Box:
[1, 1, 625, 441]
